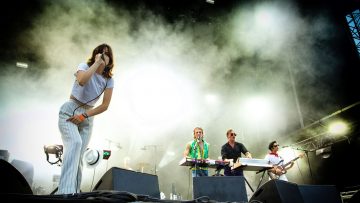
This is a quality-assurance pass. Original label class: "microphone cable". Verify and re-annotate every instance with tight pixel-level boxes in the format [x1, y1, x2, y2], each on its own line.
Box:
[72, 54, 110, 116]
[71, 82, 107, 116]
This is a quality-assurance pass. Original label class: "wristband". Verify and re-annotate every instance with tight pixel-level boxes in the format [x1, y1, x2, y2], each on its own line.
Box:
[77, 114, 85, 122]
[82, 112, 89, 118]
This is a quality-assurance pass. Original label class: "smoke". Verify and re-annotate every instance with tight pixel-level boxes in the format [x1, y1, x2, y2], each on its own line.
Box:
[0, 0, 347, 197]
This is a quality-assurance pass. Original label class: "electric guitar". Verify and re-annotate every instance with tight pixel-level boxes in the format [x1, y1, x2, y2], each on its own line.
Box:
[268, 153, 305, 180]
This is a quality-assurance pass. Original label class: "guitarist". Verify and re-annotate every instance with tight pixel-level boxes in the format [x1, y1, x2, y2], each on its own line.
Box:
[265, 141, 294, 181]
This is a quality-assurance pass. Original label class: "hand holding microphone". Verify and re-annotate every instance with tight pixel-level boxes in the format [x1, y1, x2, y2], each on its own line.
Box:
[95, 53, 105, 65]
[196, 135, 203, 143]
[101, 52, 105, 62]
[95, 52, 108, 66]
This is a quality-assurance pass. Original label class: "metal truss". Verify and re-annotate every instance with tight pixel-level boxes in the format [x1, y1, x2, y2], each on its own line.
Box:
[346, 9, 360, 56]
[285, 101, 360, 152]
[291, 131, 350, 153]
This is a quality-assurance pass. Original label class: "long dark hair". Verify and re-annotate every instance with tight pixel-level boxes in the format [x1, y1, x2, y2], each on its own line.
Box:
[87, 43, 114, 78]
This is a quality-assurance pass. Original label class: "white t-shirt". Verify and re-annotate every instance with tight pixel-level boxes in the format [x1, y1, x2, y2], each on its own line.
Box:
[264, 153, 288, 181]
[71, 63, 114, 106]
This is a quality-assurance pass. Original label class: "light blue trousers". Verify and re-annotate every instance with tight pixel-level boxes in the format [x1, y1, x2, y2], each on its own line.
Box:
[56, 100, 93, 194]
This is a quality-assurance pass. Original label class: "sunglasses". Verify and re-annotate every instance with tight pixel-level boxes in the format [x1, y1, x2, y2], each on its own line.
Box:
[229, 133, 236, 137]
[273, 144, 279, 147]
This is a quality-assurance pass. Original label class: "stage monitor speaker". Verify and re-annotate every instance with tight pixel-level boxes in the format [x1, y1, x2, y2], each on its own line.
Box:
[0, 159, 33, 194]
[348, 190, 360, 203]
[11, 159, 34, 186]
[93, 167, 160, 199]
[193, 176, 248, 202]
[298, 184, 342, 203]
[249, 179, 304, 203]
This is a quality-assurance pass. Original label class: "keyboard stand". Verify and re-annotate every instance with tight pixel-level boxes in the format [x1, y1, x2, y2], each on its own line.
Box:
[256, 170, 267, 190]
[244, 176, 254, 192]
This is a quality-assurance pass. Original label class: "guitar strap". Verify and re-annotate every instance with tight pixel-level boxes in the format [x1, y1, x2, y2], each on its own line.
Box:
[276, 159, 284, 166]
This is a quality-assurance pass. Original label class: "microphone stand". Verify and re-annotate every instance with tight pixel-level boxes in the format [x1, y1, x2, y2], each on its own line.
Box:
[193, 140, 198, 177]
[142, 145, 159, 175]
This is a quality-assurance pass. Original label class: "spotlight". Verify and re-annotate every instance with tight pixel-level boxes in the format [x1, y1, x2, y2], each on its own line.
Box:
[206, 0, 215, 4]
[328, 121, 349, 135]
[16, 62, 28, 69]
[316, 146, 332, 159]
[83, 148, 111, 166]
[84, 148, 101, 166]
[44, 145, 63, 165]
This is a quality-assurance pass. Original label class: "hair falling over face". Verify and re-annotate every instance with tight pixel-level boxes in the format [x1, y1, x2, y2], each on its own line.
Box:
[87, 43, 115, 78]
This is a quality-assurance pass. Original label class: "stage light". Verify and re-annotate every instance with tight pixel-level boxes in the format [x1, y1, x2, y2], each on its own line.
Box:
[44, 144, 63, 165]
[328, 121, 349, 136]
[84, 148, 100, 166]
[206, 0, 215, 4]
[242, 95, 274, 123]
[84, 148, 111, 166]
[205, 94, 219, 105]
[316, 146, 332, 159]
[103, 150, 111, 160]
[16, 62, 28, 69]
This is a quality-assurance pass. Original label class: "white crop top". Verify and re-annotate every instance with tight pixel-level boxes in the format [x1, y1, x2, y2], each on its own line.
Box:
[71, 63, 114, 107]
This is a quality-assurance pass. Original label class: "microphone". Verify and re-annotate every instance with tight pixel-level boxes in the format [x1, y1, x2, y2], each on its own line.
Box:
[101, 53, 105, 61]
[101, 53, 109, 73]
[101, 52, 108, 66]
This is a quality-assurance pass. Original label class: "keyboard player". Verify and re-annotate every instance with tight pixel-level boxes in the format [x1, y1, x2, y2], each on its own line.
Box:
[183, 127, 210, 177]
[221, 129, 252, 176]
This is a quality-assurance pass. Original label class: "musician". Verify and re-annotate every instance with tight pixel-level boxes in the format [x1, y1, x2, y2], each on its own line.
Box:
[183, 127, 209, 177]
[265, 141, 294, 181]
[221, 129, 252, 176]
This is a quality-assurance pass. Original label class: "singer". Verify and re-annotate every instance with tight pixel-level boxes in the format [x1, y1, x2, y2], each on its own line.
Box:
[183, 127, 210, 177]
[55, 43, 115, 194]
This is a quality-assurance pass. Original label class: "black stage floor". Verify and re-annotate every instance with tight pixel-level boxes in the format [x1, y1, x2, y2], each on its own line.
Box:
[1, 191, 232, 203]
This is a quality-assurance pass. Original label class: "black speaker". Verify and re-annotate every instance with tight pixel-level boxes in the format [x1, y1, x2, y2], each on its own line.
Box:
[93, 167, 160, 198]
[298, 184, 342, 203]
[11, 159, 34, 186]
[0, 159, 33, 194]
[249, 179, 304, 203]
[193, 176, 248, 202]
[348, 190, 360, 203]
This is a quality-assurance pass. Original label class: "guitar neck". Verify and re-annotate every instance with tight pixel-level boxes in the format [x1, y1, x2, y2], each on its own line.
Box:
[283, 156, 300, 168]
